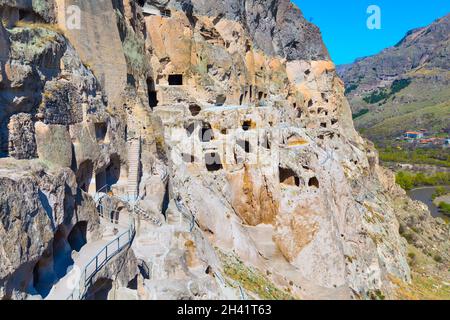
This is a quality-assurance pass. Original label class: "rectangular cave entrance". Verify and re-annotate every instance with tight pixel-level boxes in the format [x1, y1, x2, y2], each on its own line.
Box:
[0, 117, 9, 157]
[85, 278, 113, 300]
[96, 154, 121, 192]
[95, 170, 106, 193]
[168, 74, 183, 86]
[147, 77, 158, 109]
[76, 160, 94, 192]
[94, 122, 107, 142]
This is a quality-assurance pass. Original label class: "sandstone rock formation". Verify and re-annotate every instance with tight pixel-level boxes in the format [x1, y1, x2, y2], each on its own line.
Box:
[0, 0, 447, 300]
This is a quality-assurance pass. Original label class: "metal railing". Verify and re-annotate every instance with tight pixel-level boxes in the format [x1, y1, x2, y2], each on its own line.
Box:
[175, 196, 196, 232]
[132, 203, 163, 227]
[95, 184, 163, 227]
[66, 218, 136, 300]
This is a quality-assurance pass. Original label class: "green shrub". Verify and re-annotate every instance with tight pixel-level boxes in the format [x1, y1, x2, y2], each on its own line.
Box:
[379, 147, 450, 167]
[391, 79, 411, 94]
[352, 108, 369, 119]
[363, 89, 389, 104]
[432, 186, 448, 200]
[362, 78, 411, 104]
[345, 84, 358, 95]
[395, 171, 450, 190]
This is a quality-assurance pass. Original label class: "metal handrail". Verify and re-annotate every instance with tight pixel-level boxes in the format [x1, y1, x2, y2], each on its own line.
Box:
[66, 218, 135, 300]
[96, 184, 112, 195]
[132, 203, 163, 226]
[175, 197, 196, 232]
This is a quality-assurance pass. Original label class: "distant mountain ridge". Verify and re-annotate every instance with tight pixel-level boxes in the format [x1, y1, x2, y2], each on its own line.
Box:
[337, 13, 450, 144]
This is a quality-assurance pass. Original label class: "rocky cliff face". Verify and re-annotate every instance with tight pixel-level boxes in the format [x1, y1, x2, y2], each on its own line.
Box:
[337, 14, 450, 143]
[0, 0, 446, 300]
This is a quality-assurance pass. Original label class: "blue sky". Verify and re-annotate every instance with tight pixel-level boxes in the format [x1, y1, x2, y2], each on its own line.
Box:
[293, 0, 450, 65]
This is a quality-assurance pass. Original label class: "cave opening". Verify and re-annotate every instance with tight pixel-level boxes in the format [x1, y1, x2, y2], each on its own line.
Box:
[32, 251, 54, 298]
[0, 117, 10, 158]
[147, 78, 158, 109]
[308, 177, 320, 188]
[127, 275, 138, 290]
[95, 170, 107, 192]
[242, 120, 253, 131]
[168, 74, 183, 86]
[162, 182, 170, 217]
[279, 167, 301, 187]
[94, 122, 107, 142]
[189, 104, 201, 116]
[215, 95, 226, 106]
[68, 221, 88, 252]
[106, 154, 121, 186]
[161, 9, 172, 18]
[85, 278, 113, 300]
[52, 226, 74, 280]
[76, 160, 94, 193]
[205, 153, 223, 172]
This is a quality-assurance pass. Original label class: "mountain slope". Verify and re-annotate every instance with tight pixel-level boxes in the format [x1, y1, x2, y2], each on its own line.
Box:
[0, 0, 448, 300]
[337, 14, 450, 144]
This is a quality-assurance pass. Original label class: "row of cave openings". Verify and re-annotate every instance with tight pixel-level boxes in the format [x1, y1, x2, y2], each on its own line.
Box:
[31, 155, 126, 298]
[75, 154, 121, 194]
[183, 148, 320, 191]
[239, 85, 268, 106]
[279, 167, 320, 189]
[185, 120, 257, 142]
[32, 222, 88, 298]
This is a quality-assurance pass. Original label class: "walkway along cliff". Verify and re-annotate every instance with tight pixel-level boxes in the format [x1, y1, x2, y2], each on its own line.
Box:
[0, 0, 448, 300]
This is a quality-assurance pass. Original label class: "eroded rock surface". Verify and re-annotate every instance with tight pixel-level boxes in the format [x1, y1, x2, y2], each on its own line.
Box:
[0, 0, 448, 300]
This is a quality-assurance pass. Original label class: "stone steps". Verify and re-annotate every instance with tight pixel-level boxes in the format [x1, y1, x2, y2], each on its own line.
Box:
[127, 139, 141, 198]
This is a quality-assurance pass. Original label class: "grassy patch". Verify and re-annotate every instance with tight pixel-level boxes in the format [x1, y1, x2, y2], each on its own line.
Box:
[438, 202, 450, 216]
[379, 147, 450, 167]
[217, 251, 295, 300]
[389, 273, 450, 300]
[395, 171, 450, 190]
